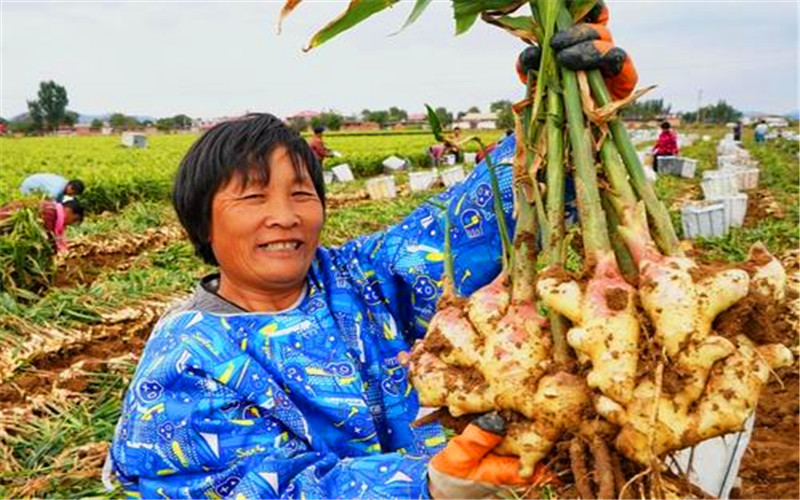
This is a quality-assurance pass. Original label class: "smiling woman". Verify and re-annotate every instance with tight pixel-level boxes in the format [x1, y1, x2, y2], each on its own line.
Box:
[107, 112, 526, 499]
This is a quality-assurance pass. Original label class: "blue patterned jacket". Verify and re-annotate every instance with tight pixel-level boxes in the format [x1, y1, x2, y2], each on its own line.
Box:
[109, 136, 518, 499]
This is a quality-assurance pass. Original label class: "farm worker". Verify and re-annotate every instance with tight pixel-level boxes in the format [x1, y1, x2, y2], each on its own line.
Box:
[107, 15, 640, 500]
[651, 121, 679, 165]
[20, 173, 85, 203]
[0, 198, 84, 253]
[733, 121, 743, 142]
[308, 125, 333, 164]
[755, 119, 768, 143]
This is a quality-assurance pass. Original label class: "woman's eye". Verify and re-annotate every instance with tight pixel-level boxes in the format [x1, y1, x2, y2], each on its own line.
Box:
[241, 193, 263, 200]
[293, 191, 316, 198]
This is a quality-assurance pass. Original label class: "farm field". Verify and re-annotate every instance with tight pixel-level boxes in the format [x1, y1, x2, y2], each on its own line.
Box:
[0, 128, 797, 498]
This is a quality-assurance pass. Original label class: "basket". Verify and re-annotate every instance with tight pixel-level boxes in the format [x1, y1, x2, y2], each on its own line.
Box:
[701, 170, 740, 199]
[681, 201, 728, 239]
[409, 170, 438, 192]
[707, 193, 748, 230]
[440, 166, 466, 188]
[365, 175, 397, 200]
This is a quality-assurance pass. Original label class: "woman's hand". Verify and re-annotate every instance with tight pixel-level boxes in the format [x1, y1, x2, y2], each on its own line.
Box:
[427, 412, 556, 499]
[550, 0, 638, 99]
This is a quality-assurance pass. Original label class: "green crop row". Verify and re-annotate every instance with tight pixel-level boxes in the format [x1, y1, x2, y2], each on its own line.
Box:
[0, 130, 505, 212]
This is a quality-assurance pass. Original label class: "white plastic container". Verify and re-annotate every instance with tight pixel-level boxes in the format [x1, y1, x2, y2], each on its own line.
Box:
[679, 158, 698, 178]
[332, 163, 354, 183]
[708, 193, 748, 230]
[440, 165, 466, 188]
[734, 168, 759, 190]
[701, 170, 740, 199]
[655, 156, 682, 176]
[408, 170, 438, 192]
[365, 175, 397, 200]
[681, 201, 727, 239]
[444, 154, 457, 166]
[464, 152, 477, 165]
[323, 171, 334, 185]
[382, 155, 407, 172]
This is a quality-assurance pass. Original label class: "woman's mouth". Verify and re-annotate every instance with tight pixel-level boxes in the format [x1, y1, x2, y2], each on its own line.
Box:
[257, 240, 303, 254]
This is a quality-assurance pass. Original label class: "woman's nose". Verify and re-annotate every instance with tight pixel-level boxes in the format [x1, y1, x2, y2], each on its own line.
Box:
[261, 196, 301, 227]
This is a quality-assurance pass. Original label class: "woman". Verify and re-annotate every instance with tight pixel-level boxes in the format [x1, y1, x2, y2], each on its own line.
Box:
[108, 113, 526, 499]
[651, 121, 679, 167]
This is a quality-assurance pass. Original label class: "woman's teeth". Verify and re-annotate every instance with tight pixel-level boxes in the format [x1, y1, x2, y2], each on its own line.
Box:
[261, 241, 300, 251]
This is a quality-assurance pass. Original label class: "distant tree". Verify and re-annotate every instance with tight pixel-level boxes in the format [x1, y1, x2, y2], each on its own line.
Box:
[387, 106, 408, 123]
[109, 113, 129, 131]
[311, 111, 343, 131]
[364, 110, 390, 129]
[26, 81, 69, 133]
[90, 118, 103, 131]
[172, 114, 192, 130]
[287, 116, 309, 133]
[490, 100, 514, 130]
[680, 100, 741, 124]
[156, 117, 175, 132]
[27, 101, 44, 133]
[63, 110, 79, 127]
[435, 107, 453, 128]
[467, 106, 480, 114]
[620, 99, 671, 121]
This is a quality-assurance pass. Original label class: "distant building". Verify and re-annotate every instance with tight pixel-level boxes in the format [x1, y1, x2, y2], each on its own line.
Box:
[454, 112, 498, 130]
[74, 123, 93, 136]
[341, 120, 380, 132]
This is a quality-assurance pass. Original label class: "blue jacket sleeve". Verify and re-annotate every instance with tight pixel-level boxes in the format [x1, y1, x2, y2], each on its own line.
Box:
[331, 135, 518, 342]
[110, 315, 431, 500]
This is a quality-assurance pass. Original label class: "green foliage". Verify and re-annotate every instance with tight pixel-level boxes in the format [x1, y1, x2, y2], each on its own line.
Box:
[620, 98, 671, 121]
[680, 100, 742, 124]
[491, 100, 515, 130]
[90, 118, 103, 131]
[311, 111, 344, 131]
[0, 204, 55, 296]
[27, 80, 69, 133]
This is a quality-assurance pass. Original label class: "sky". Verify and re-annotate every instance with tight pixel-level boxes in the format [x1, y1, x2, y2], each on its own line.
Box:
[1, 0, 798, 120]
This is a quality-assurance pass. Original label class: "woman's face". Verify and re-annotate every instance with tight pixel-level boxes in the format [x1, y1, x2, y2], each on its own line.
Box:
[209, 147, 324, 294]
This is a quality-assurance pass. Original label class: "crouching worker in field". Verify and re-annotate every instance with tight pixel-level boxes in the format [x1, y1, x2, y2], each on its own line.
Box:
[107, 23, 638, 496]
[0, 198, 84, 253]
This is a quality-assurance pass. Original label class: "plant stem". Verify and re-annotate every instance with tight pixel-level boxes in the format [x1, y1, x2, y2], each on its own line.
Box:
[511, 187, 538, 303]
[586, 70, 681, 256]
[484, 152, 513, 272]
[545, 87, 566, 266]
[556, 8, 612, 264]
[601, 191, 638, 283]
[442, 204, 456, 299]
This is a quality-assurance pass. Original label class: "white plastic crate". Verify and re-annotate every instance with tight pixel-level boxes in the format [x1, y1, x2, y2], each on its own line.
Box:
[440, 165, 466, 187]
[679, 158, 698, 178]
[365, 175, 397, 200]
[382, 155, 407, 172]
[332, 163, 354, 183]
[408, 170, 438, 192]
[681, 201, 727, 239]
[464, 152, 477, 164]
[323, 171, 334, 185]
[708, 193, 748, 230]
[734, 168, 759, 190]
[655, 156, 682, 176]
[701, 170, 740, 199]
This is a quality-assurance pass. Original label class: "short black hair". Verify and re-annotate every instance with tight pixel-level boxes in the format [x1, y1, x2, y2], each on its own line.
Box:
[67, 179, 85, 194]
[173, 113, 325, 265]
[313, 125, 325, 135]
[62, 198, 84, 222]
[661, 121, 671, 130]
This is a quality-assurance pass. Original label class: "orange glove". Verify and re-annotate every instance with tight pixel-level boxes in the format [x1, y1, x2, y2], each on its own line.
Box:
[427, 412, 558, 499]
[550, 0, 638, 99]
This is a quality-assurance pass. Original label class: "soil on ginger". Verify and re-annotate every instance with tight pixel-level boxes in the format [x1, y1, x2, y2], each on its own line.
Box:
[727, 250, 800, 499]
